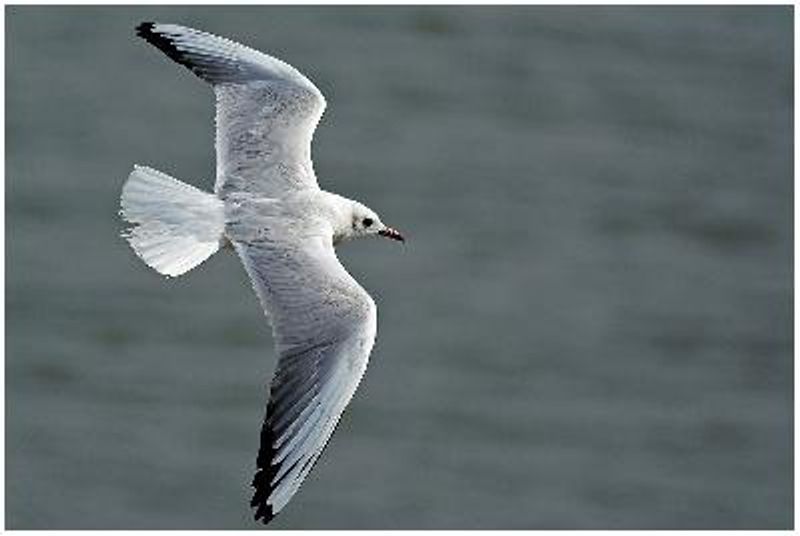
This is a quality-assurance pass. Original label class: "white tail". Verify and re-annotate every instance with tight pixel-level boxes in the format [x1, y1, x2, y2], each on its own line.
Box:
[120, 165, 225, 277]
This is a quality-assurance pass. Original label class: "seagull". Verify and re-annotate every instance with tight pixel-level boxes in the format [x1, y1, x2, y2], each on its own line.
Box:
[119, 22, 403, 525]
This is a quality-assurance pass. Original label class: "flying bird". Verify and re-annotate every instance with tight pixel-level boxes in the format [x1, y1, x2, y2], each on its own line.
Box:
[120, 22, 403, 525]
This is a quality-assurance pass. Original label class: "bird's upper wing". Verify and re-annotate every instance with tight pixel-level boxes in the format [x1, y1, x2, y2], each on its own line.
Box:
[136, 22, 326, 198]
[233, 233, 377, 523]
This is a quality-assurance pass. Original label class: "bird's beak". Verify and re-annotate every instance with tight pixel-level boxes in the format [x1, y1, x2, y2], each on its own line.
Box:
[378, 226, 405, 242]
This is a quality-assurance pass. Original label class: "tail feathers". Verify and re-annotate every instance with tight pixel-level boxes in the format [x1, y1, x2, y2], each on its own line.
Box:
[120, 165, 225, 277]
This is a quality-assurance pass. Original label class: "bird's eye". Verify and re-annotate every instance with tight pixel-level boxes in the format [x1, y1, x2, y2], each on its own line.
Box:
[362, 217, 374, 227]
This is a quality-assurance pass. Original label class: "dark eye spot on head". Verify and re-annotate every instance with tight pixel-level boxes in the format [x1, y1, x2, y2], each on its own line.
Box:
[363, 217, 374, 227]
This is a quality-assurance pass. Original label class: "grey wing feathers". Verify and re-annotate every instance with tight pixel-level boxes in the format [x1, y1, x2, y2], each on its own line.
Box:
[136, 22, 318, 89]
[135, 22, 326, 198]
[234, 238, 376, 524]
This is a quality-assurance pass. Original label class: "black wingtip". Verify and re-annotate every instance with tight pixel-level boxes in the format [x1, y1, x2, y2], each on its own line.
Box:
[250, 406, 281, 526]
[135, 21, 156, 37]
[134, 21, 194, 75]
[251, 467, 277, 525]
[254, 503, 275, 525]
[135, 21, 172, 51]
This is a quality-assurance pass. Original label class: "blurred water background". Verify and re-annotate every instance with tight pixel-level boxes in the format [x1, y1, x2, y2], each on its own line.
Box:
[6, 6, 793, 529]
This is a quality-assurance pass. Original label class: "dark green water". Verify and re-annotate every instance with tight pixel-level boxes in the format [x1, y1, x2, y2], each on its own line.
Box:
[6, 6, 792, 529]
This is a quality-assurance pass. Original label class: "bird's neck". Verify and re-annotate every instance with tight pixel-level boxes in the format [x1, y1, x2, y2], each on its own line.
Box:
[312, 190, 355, 245]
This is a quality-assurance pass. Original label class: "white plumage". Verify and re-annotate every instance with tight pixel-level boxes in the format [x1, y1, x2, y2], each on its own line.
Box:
[120, 165, 224, 277]
[120, 22, 403, 525]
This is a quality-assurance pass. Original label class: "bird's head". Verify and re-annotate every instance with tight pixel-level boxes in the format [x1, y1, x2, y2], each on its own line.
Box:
[346, 201, 404, 243]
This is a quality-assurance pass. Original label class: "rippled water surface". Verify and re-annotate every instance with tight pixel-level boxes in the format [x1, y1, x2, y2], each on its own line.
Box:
[6, 6, 792, 529]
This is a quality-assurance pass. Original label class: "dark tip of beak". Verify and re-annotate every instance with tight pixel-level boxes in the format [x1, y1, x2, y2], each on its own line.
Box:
[378, 227, 405, 242]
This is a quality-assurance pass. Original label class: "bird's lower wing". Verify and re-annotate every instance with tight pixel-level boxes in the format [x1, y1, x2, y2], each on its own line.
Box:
[234, 236, 377, 523]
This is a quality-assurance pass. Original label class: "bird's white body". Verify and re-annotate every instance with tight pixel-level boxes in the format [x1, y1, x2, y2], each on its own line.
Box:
[120, 22, 402, 525]
[122, 167, 383, 277]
